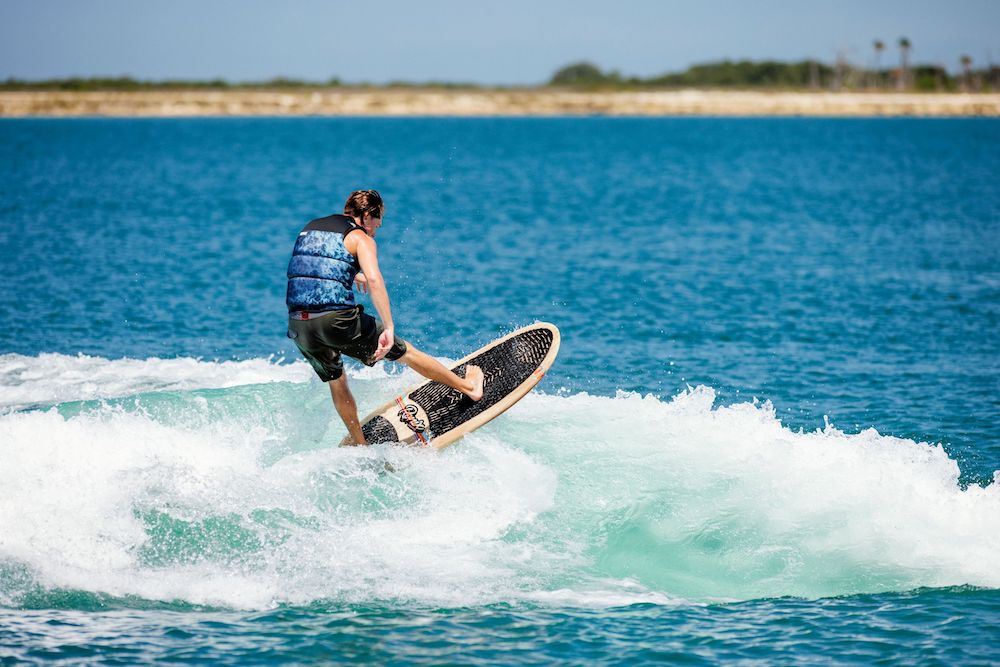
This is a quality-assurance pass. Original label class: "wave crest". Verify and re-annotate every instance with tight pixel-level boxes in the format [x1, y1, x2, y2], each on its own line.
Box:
[0, 355, 997, 609]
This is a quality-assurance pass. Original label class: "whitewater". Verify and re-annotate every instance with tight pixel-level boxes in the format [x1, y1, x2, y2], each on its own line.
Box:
[2, 353, 997, 612]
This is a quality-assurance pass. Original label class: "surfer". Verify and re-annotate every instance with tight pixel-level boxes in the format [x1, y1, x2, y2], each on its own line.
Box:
[286, 189, 484, 445]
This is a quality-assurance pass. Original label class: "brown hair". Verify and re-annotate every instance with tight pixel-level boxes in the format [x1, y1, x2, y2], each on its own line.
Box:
[343, 189, 384, 222]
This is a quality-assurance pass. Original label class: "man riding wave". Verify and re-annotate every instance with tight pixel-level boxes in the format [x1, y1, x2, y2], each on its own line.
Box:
[286, 189, 483, 444]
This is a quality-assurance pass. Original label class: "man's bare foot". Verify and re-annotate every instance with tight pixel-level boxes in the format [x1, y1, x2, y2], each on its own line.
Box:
[463, 365, 484, 401]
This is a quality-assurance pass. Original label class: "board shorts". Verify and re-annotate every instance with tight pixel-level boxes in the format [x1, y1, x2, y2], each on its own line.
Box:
[287, 305, 408, 382]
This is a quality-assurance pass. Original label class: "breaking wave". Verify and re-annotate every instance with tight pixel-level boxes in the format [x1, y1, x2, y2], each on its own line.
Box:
[0, 354, 997, 610]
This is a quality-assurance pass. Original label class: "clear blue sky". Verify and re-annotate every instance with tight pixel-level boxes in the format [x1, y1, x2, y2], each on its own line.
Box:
[2, 0, 998, 84]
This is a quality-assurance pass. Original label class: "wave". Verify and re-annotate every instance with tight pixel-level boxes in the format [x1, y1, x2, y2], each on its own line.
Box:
[0, 354, 997, 610]
[0, 352, 312, 411]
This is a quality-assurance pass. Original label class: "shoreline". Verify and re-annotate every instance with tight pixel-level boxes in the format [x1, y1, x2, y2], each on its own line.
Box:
[2, 89, 999, 117]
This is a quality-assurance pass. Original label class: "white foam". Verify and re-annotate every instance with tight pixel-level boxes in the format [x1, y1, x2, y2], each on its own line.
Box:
[0, 352, 313, 410]
[0, 405, 561, 609]
[510, 387, 1000, 599]
[0, 355, 997, 609]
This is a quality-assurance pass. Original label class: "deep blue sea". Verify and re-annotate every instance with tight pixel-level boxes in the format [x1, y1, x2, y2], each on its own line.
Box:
[1, 117, 998, 664]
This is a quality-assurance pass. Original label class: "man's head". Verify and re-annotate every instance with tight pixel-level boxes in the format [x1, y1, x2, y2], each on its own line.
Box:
[344, 189, 385, 237]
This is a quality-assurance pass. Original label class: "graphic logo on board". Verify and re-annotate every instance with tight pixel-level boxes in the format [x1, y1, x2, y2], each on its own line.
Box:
[396, 403, 427, 433]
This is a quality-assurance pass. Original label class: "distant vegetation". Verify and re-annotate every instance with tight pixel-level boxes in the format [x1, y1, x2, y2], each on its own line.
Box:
[0, 76, 344, 91]
[550, 37, 998, 92]
[550, 59, 999, 92]
[0, 75, 502, 92]
[4, 41, 998, 93]
[549, 37, 1000, 92]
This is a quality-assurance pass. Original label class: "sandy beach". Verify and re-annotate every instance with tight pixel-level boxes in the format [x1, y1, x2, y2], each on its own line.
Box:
[2, 89, 999, 117]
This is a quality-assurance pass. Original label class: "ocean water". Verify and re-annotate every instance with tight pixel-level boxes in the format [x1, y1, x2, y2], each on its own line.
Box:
[0, 117, 998, 664]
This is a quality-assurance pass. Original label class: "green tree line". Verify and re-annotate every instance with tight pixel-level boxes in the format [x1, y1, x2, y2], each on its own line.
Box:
[3, 56, 998, 92]
[549, 59, 999, 92]
[0, 76, 344, 91]
[0, 76, 502, 91]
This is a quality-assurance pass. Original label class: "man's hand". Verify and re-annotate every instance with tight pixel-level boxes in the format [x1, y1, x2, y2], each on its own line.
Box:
[354, 273, 369, 294]
[374, 327, 394, 361]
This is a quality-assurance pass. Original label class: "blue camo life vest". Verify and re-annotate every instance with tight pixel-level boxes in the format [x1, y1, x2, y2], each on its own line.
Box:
[286, 214, 364, 312]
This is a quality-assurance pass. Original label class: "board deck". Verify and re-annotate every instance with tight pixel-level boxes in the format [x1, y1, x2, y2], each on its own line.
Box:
[342, 322, 560, 449]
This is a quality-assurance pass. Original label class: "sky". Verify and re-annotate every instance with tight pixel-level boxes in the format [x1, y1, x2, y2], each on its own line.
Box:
[2, 0, 998, 85]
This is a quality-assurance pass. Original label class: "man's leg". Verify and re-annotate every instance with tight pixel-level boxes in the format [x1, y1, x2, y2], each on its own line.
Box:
[328, 375, 366, 445]
[398, 344, 484, 401]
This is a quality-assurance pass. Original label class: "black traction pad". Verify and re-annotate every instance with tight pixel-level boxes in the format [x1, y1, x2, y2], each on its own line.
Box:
[361, 327, 555, 444]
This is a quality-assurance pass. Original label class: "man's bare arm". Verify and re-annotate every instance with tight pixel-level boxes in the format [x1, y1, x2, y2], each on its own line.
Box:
[347, 232, 395, 359]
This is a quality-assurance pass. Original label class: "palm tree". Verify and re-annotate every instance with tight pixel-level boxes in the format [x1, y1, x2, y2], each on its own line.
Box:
[832, 51, 846, 91]
[898, 37, 912, 89]
[960, 55, 973, 91]
[873, 40, 885, 88]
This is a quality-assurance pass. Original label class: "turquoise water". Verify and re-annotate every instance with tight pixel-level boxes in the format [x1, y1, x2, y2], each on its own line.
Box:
[1, 117, 998, 663]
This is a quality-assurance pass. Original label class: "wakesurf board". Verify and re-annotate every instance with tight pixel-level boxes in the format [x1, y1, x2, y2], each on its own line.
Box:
[342, 322, 560, 449]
